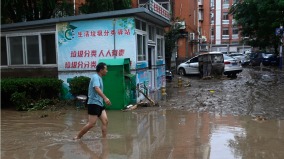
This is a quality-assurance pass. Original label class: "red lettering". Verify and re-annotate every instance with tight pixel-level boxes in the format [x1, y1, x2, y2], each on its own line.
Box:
[99, 50, 104, 57]
[117, 29, 123, 35]
[78, 50, 84, 57]
[91, 50, 97, 57]
[118, 49, 125, 56]
[71, 51, 76, 57]
[84, 31, 89, 37]
[78, 32, 83, 37]
[65, 62, 71, 68]
[78, 61, 84, 68]
[104, 30, 109, 36]
[106, 50, 111, 57]
[111, 30, 116, 36]
[97, 30, 103, 36]
[84, 50, 90, 57]
[91, 61, 96, 68]
[71, 62, 77, 68]
[112, 50, 118, 56]
[90, 31, 96, 37]
[124, 29, 130, 35]
[84, 61, 90, 68]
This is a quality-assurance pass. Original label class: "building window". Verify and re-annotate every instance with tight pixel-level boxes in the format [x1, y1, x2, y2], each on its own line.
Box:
[9, 36, 24, 65]
[26, 36, 40, 64]
[232, 28, 239, 39]
[223, 0, 229, 8]
[41, 34, 56, 64]
[5, 33, 56, 66]
[1, 37, 8, 66]
[211, 0, 214, 7]
[222, 12, 229, 24]
[157, 38, 164, 59]
[156, 27, 164, 36]
[137, 34, 146, 61]
[199, 10, 204, 21]
[232, 28, 238, 34]
[222, 28, 229, 39]
[148, 25, 155, 41]
[135, 19, 147, 31]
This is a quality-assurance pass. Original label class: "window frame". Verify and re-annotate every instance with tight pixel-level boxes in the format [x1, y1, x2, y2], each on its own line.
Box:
[136, 31, 147, 62]
[3, 31, 57, 67]
[156, 35, 164, 60]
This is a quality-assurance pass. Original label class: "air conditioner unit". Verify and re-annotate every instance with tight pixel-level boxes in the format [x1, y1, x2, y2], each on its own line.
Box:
[174, 21, 186, 30]
[189, 33, 195, 41]
[201, 36, 207, 42]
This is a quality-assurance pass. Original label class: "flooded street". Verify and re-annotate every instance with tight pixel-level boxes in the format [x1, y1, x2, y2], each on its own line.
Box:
[2, 109, 284, 159]
[163, 67, 284, 119]
[1, 67, 284, 159]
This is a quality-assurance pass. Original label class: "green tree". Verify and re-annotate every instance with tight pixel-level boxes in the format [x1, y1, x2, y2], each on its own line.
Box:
[1, 0, 74, 24]
[79, 0, 131, 14]
[164, 25, 182, 69]
[230, 0, 284, 51]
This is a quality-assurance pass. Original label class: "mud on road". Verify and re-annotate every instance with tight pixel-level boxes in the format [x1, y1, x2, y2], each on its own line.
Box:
[159, 67, 284, 120]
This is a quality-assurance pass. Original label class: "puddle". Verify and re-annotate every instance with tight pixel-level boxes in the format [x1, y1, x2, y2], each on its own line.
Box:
[1, 109, 284, 159]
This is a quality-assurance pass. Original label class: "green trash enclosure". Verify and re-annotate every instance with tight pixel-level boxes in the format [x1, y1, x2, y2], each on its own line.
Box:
[98, 58, 136, 110]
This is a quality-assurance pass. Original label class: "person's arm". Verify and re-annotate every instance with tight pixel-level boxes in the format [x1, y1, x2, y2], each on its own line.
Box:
[94, 86, 111, 105]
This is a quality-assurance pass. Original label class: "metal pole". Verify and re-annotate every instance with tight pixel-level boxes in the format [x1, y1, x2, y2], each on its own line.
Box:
[242, 42, 244, 54]
[280, 26, 283, 70]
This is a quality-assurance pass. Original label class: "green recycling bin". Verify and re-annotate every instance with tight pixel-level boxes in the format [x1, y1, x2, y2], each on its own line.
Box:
[98, 58, 136, 110]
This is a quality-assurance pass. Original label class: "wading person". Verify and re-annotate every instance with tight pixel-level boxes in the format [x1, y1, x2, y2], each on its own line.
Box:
[74, 62, 111, 140]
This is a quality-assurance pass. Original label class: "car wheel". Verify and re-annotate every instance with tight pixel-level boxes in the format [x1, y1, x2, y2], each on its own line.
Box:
[178, 68, 186, 76]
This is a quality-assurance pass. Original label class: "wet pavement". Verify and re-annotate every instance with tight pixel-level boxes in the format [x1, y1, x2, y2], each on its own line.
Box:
[162, 67, 284, 120]
[1, 67, 284, 159]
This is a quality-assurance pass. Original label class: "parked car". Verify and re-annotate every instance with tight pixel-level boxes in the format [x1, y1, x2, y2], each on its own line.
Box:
[250, 52, 280, 66]
[177, 52, 242, 77]
[223, 54, 243, 77]
[228, 53, 250, 66]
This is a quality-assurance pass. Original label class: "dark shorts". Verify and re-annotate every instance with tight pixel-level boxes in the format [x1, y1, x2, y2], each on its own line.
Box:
[87, 104, 105, 117]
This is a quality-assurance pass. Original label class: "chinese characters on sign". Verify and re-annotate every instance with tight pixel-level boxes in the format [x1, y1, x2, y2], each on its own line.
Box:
[57, 18, 136, 71]
[77, 29, 131, 38]
[149, 0, 170, 21]
[65, 49, 125, 69]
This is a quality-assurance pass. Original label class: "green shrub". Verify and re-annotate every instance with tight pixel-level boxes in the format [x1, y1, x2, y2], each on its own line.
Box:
[68, 76, 90, 96]
[1, 78, 63, 108]
[10, 92, 55, 111]
[10, 92, 31, 111]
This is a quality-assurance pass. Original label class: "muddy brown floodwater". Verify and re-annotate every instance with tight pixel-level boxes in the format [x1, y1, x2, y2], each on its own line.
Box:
[1, 67, 284, 159]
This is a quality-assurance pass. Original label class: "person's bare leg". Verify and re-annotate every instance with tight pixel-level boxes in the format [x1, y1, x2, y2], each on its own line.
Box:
[99, 110, 108, 138]
[74, 115, 98, 140]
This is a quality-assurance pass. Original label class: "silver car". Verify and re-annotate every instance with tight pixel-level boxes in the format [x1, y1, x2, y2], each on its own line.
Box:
[177, 56, 200, 76]
[229, 53, 250, 66]
[177, 54, 242, 77]
[223, 54, 243, 77]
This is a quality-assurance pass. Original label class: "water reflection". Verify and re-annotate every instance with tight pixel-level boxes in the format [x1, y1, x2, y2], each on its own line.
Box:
[1, 109, 284, 159]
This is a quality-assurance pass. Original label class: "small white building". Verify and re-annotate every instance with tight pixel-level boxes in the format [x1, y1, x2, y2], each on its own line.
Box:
[1, 7, 171, 103]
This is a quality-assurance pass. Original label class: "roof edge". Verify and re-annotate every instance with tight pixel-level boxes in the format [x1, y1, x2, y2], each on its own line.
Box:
[1, 8, 171, 31]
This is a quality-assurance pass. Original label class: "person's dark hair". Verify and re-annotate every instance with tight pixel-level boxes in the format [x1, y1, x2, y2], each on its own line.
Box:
[96, 62, 106, 72]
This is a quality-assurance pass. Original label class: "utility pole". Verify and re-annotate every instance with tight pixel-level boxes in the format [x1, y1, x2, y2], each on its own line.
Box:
[280, 25, 283, 70]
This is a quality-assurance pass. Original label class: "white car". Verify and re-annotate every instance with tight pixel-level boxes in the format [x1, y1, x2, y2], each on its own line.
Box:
[177, 53, 242, 77]
[177, 55, 200, 76]
[223, 54, 243, 77]
[229, 53, 250, 66]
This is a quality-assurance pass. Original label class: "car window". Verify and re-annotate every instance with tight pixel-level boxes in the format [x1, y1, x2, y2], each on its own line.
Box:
[223, 54, 235, 60]
[263, 53, 273, 58]
[211, 54, 224, 63]
[190, 57, 198, 63]
[230, 54, 243, 57]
